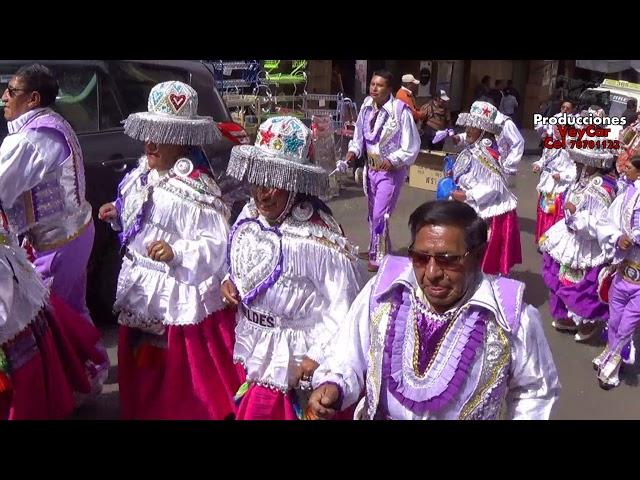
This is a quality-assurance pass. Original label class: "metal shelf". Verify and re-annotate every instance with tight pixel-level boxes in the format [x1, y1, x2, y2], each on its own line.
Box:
[305, 94, 340, 102]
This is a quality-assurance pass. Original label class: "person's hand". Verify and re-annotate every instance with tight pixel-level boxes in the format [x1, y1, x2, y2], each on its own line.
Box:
[146, 240, 174, 263]
[307, 383, 341, 420]
[98, 203, 118, 222]
[532, 164, 541, 173]
[565, 201, 576, 215]
[451, 190, 467, 202]
[294, 356, 319, 386]
[452, 134, 461, 146]
[618, 234, 633, 250]
[221, 279, 240, 307]
[379, 160, 393, 171]
[345, 151, 357, 166]
[552, 173, 561, 181]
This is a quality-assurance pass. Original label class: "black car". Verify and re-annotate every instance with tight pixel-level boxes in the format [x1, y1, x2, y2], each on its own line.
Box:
[0, 60, 250, 325]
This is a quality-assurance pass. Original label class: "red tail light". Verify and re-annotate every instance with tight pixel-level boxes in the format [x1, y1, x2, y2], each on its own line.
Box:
[218, 121, 251, 145]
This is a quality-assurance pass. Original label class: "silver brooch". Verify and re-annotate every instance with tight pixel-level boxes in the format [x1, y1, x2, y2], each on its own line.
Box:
[292, 201, 314, 222]
[590, 176, 603, 187]
[482, 138, 492, 148]
[174, 158, 194, 177]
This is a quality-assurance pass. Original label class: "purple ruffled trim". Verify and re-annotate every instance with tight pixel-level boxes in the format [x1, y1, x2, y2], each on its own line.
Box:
[117, 171, 150, 247]
[227, 217, 283, 306]
[382, 288, 487, 414]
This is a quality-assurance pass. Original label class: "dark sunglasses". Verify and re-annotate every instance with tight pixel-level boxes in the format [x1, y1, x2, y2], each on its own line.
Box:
[4, 85, 31, 98]
[408, 245, 471, 268]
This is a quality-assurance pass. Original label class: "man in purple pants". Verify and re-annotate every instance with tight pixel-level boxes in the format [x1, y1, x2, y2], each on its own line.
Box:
[595, 154, 640, 389]
[345, 70, 420, 272]
[0, 64, 108, 398]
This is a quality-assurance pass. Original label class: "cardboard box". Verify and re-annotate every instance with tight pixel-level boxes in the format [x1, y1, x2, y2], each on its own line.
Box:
[408, 150, 452, 192]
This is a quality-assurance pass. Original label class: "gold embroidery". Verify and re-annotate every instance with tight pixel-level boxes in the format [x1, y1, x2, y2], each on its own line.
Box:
[31, 220, 91, 252]
[459, 323, 510, 420]
[367, 302, 391, 418]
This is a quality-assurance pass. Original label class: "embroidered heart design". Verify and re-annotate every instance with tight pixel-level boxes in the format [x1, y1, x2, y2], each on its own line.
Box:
[230, 220, 283, 301]
[169, 94, 187, 112]
[150, 89, 164, 107]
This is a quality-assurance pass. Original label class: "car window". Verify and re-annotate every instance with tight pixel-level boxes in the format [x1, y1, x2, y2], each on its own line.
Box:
[0, 64, 99, 134]
[609, 93, 632, 119]
[108, 62, 190, 117]
[52, 66, 99, 133]
[99, 73, 125, 130]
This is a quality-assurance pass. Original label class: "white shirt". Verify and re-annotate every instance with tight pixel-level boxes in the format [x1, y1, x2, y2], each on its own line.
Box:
[495, 111, 525, 176]
[500, 94, 518, 116]
[0, 108, 69, 208]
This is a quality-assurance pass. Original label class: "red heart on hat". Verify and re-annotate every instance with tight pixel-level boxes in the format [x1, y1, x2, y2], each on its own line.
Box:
[169, 94, 187, 112]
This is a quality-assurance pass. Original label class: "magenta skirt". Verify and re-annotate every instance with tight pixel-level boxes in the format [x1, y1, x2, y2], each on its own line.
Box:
[236, 383, 357, 420]
[535, 193, 564, 244]
[118, 308, 245, 420]
[0, 295, 107, 420]
[482, 209, 522, 276]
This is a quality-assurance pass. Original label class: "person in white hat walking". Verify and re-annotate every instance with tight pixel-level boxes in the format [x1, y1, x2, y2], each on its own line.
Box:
[222, 116, 366, 419]
[98, 81, 245, 419]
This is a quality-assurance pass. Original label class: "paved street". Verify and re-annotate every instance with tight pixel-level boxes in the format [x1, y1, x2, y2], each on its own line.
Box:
[75, 153, 640, 420]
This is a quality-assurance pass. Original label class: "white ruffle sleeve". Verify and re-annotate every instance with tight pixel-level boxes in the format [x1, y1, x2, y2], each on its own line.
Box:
[312, 277, 373, 410]
[454, 146, 518, 219]
[0, 237, 48, 345]
[506, 305, 561, 420]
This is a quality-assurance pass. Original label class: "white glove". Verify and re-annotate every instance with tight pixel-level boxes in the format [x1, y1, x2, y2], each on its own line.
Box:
[331, 160, 349, 175]
[432, 128, 454, 144]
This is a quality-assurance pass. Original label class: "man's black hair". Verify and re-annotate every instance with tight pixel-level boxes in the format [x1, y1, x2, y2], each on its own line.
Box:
[408, 201, 487, 250]
[372, 70, 394, 88]
[15, 64, 59, 107]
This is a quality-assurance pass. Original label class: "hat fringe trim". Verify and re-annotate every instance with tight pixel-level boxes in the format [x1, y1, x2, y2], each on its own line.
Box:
[123, 114, 221, 146]
[456, 113, 502, 135]
[227, 147, 329, 197]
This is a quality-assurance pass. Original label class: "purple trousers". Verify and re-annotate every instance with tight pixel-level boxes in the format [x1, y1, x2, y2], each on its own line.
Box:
[607, 274, 640, 352]
[33, 220, 110, 389]
[33, 221, 95, 323]
[366, 167, 406, 265]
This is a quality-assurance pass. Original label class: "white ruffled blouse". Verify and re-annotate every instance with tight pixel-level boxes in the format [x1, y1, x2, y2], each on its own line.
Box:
[532, 149, 576, 196]
[453, 141, 517, 219]
[228, 200, 368, 392]
[540, 170, 616, 270]
[110, 156, 230, 331]
[0, 229, 48, 346]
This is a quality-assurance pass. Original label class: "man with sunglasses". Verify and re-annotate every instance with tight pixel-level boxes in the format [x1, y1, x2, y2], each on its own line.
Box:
[0, 64, 108, 399]
[308, 200, 560, 420]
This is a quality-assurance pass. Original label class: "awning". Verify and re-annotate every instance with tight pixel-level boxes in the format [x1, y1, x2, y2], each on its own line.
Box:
[576, 60, 640, 73]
